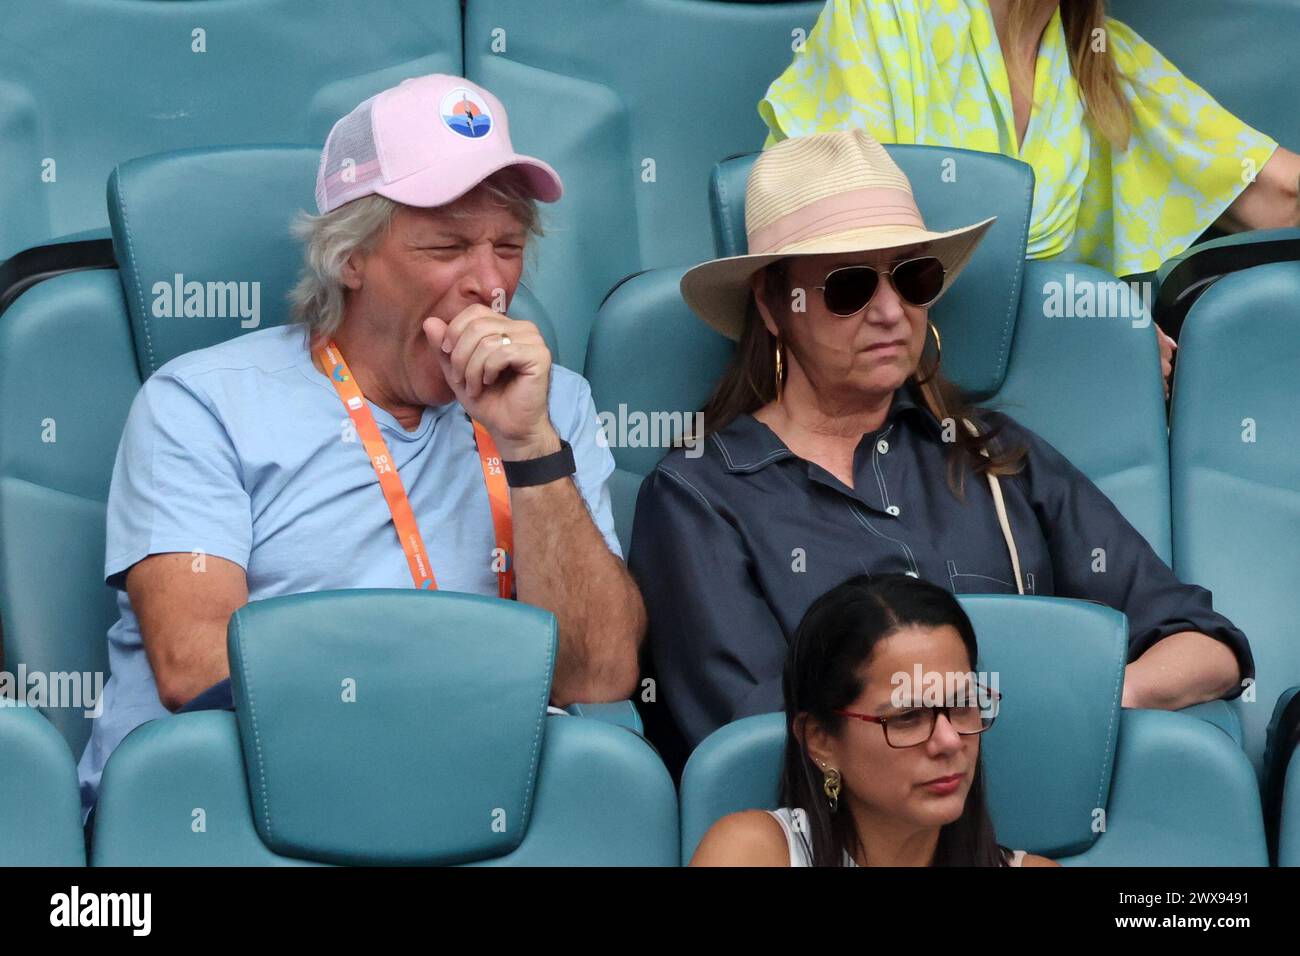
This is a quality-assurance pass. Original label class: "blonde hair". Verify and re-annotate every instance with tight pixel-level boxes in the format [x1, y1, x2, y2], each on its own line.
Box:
[1006, 0, 1132, 149]
[289, 167, 544, 341]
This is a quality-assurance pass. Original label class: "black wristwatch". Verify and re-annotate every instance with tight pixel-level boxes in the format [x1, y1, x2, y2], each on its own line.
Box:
[502, 439, 576, 487]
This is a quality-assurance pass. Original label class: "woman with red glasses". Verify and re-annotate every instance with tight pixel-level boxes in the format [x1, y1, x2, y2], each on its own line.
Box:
[691, 573, 1055, 867]
[627, 129, 1251, 777]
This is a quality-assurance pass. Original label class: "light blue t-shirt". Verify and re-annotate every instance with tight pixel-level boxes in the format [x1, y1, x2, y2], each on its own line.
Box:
[78, 323, 621, 811]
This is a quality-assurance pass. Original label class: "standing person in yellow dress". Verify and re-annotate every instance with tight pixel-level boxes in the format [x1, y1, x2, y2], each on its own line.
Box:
[759, 0, 1300, 390]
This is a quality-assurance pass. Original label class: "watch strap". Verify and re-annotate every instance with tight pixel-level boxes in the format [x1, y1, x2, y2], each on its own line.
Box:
[503, 439, 576, 487]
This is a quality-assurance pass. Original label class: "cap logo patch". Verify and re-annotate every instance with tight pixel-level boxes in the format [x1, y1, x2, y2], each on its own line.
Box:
[440, 88, 493, 139]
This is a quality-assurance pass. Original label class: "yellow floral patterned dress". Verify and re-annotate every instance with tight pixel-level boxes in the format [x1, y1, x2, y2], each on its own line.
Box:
[758, 0, 1278, 276]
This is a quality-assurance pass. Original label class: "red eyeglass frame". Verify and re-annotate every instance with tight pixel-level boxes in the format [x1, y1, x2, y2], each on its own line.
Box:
[834, 686, 1003, 748]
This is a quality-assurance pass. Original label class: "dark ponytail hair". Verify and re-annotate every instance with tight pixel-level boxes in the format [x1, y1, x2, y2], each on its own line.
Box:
[782, 573, 1010, 866]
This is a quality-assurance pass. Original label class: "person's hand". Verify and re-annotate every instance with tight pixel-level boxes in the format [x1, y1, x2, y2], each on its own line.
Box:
[1156, 325, 1178, 400]
[424, 306, 559, 460]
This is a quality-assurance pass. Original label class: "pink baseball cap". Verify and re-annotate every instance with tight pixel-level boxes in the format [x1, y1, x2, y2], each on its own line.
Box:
[314, 74, 563, 214]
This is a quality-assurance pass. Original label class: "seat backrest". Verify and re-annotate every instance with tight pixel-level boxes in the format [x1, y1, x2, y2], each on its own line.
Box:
[1109, 0, 1300, 150]
[1062, 708, 1268, 866]
[109, 146, 323, 376]
[678, 595, 1266, 864]
[92, 590, 678, 865]
[961, 596, 1125, 856]
[585, 267, 733, 549]
[1265, 686, 1300, 862]
[994, 259, 1171, 560]
[0, 146, 560, 755]
[464, 0, 825, 366]
[1155, 228, 1300, 337]
[0, 706, 86, 866]
[0, 0, 463, 262]
[1282, 743, 1300, 866]
[0, 268, 137, 754]
[0, 146, 327, 755]
[589, 147, 1171, 558]
[1170, 261, 1300, 773]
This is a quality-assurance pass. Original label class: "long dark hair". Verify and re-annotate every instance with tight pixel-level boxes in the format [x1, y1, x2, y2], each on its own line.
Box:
[782, 573, 1011, 866]
[699, 261, 1026, 499]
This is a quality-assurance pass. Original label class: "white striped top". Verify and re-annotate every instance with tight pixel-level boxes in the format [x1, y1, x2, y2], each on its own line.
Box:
[767, 808, 1026, 867]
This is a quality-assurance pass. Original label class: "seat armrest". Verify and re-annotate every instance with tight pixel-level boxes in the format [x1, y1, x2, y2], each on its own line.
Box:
[563, 700, 643, 736]
[1178, 699, 1243, 747]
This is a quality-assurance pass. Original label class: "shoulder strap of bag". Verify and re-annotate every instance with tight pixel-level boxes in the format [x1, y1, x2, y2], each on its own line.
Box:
[962, 417, 1025, 596]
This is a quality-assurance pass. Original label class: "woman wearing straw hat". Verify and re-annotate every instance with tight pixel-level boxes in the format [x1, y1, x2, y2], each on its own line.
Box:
[627, 129, 1251, 765]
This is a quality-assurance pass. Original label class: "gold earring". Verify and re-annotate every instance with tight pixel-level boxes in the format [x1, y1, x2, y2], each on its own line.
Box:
[913, 321, 942, 385]
[823, 767, 841, 814]
[774, 336, 786, 403]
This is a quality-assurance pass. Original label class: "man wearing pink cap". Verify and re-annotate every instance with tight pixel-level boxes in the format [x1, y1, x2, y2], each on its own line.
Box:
[79, 76, 644, 814]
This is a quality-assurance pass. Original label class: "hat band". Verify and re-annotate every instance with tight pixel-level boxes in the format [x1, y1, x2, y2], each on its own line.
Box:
[747, 186, 926, 255]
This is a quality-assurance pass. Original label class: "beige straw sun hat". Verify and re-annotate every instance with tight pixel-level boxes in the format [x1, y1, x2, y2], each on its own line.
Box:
[681, 129, 996, 340]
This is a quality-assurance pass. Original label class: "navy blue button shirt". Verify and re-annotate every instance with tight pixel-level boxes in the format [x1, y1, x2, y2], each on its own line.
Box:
[628, 386, 1253, 750]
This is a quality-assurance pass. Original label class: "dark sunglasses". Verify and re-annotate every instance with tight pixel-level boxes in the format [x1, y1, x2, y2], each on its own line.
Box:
[813, 256, 946, 315]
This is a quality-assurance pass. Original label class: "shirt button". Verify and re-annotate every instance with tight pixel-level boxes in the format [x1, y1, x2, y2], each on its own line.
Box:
[886, 505, 901, 517]
[876, 439, 889, 454]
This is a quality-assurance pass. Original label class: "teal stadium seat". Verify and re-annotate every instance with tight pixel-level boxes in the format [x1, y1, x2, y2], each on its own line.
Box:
[0, 0, 463, 262]
[1282, 747, 1300, 866]
[0, 706, 85, 866]
[465, 0, 825, 366]
[1156, 229, 1300, 293]
[588, 146, 1173, 563]
[1109, 0, 1300, 150]
[1267, 687, 1300, 864]
[678, 596, 1268, 865]
[1154, 229, 1300, 342]
[1170, 262, 1300, 774]
[91, 590, 678, 866]
[1115, 2, 1300, 322]
[0, 268, 131, 755]
[0, 146, 560, 756]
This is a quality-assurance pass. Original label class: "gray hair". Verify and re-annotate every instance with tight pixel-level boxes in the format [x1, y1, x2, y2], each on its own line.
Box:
[289, 167, 544, 340]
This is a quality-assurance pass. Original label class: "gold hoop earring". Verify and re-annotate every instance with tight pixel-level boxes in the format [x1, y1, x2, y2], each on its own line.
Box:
[913, 321, 943, 386]
[823, 767, 841, 814]
[774, 336, 786, 403]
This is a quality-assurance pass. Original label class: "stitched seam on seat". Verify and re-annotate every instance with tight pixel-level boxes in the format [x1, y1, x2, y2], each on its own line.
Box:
[996, 172, 1033, 381]
[113, 177, 156, 376]
[233, 612, 272, 838]
[1098, 618, 1125, 813]
[1, 473, 106, 505]
[717, 171, 738, 254]
[520, 610, 555, 836]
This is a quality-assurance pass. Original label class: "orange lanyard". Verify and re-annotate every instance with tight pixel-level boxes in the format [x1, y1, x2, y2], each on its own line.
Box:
[318, 340, 514, 600]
